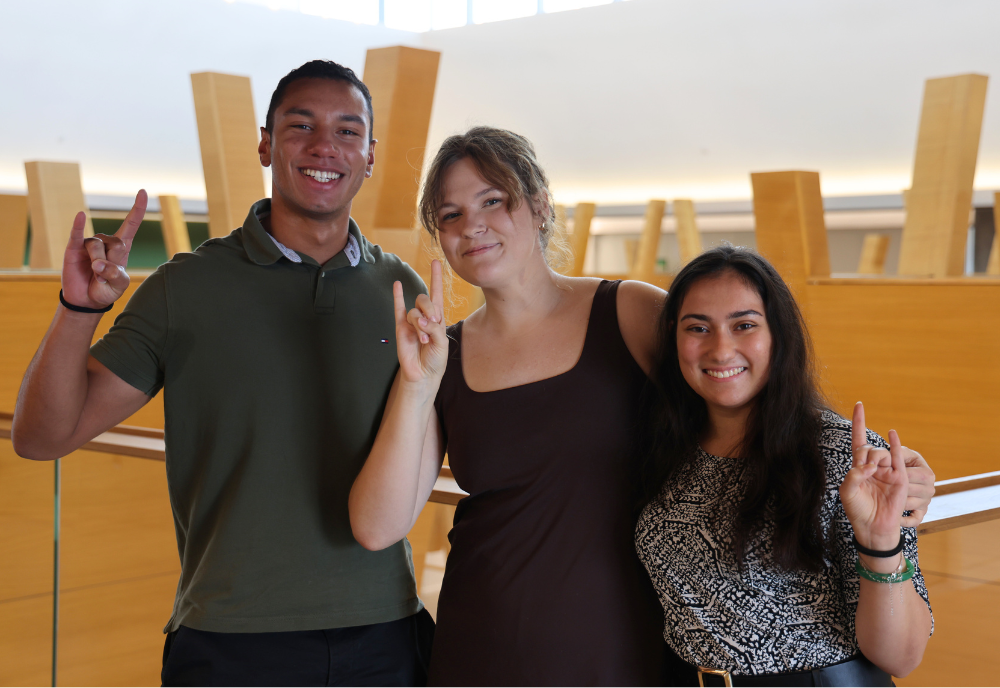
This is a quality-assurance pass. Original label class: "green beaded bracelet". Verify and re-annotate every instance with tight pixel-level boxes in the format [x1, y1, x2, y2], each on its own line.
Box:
[855, 556, 915, 584]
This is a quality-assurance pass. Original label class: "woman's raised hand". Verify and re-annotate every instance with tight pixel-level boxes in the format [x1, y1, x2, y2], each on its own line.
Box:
[393, 260, 448, 386]
[61, 189, 147, 309]
[839, 402, 909, 551]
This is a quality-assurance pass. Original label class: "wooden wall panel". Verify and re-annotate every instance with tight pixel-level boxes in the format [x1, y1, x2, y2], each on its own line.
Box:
[673, 199, 704, 266]
[0, 439, 54, 687]
[0, 194, 29, 269]
[24, 162, 93, 270]
[806, 279, 1000, 480]
[856, 233, 891, 274]
[896, 519, 1000, 686]
[628, 200, 665, 282]
[0, 274, 164, 428]
[352, 46, 441, 232]
[158, 195, 192, 258]
[898, 74, 988, 277]
[569, 202, 595, 277]
[57, 448, 177, 686]
[0, 596, 53, 686]
[190, 72, 266, 239]
[988, 193, 999, 276]
[753, 172, 1000, 479]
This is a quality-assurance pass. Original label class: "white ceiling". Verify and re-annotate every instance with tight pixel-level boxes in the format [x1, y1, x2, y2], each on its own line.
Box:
[1, 0, 998, 205]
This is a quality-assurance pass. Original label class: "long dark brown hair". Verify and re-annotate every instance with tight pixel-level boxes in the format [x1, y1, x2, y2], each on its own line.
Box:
[640, 245, 828, 571]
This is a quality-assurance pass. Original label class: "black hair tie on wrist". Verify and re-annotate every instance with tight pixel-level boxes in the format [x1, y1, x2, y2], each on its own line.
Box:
[59, 290, 113, 314]
[852, 530, 905, 558]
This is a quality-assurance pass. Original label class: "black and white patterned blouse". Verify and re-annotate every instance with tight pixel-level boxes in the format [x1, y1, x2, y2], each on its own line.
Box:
[635, 410, 933, 675]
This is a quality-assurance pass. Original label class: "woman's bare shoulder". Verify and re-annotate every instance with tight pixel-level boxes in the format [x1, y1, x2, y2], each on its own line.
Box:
[616, 280, 667, 375]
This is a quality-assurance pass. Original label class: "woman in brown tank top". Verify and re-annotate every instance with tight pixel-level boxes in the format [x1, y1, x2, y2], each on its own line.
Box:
[349, 126, 941, 686]
[348, 127, 677, 685]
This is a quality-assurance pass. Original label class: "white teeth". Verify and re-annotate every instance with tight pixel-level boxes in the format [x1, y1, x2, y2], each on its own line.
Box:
[706, 367, 746, 378]
[301, 168, 342, 182]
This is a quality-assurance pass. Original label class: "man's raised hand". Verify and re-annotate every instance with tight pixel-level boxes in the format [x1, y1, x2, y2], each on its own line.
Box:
[61, 189, 147, 310]
[393, 259, 448, 385]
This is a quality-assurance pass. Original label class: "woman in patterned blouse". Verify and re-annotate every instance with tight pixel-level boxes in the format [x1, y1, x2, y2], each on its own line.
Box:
[635, 245, 933, 686]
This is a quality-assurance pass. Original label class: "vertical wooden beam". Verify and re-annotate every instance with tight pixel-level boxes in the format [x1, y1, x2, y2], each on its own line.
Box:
[857, 234, 891, 275]
[751, 171, 830, 299]
[569, 202, 595, 277]
[898, 73, 988, 277]
[988, 192, 1000, 276]
[158, 195, 191, 258]
[24, 162, 93, 269]
[628, 200, 665, 282]
[0, 195, 29, 268]
[191, 72, 266, 239]
[673, 199, 704, 267]
[352, 46, 441, 232]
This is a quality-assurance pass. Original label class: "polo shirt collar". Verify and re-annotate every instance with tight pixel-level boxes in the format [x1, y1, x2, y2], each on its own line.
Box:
[241, 199, 376, 268]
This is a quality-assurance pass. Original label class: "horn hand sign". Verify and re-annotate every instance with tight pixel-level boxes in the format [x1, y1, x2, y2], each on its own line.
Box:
[61, 189, 147, 310]
[839, 402, 909, 554]
[393, 259, 448, 385]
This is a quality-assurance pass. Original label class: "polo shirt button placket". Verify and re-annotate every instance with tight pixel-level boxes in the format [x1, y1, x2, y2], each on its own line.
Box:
[314, 267, 336, 313]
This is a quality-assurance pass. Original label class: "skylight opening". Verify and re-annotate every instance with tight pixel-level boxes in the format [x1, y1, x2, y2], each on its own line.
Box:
[226, 0, 629, 31]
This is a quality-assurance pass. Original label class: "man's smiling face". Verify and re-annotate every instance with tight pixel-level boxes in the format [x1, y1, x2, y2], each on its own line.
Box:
[259, 78, 375, 220]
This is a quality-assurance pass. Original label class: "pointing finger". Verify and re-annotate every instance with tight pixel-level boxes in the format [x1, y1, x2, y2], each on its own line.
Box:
[114, 189, 148, 249]
[889, 429, 906, 475]
[393, 281, 406, 327]
[66, 212, 87, 251]
[852, 401, 868, 452]
[430, 259, 443, 322]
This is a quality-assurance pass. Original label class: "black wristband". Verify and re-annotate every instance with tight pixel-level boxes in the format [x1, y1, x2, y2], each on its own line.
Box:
[852, 531, 904, 558]
[59, 290, 113, 314]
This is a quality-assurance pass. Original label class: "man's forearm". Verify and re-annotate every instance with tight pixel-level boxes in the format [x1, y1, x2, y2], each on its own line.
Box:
[11, 305, 104, 460]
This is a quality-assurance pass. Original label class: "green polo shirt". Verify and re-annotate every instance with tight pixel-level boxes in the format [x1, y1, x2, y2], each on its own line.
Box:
[91, 200, 426, 633]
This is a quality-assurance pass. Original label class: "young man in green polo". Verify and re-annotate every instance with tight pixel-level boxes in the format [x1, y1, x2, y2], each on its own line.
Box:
[12, 60, 434, 685]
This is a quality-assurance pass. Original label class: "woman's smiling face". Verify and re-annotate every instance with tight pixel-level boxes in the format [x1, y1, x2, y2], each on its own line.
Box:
[676, 270, 772, 417]
[434, 157, 545, 288]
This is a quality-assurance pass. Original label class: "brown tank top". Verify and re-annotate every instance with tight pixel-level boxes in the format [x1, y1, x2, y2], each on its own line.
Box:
[429, 280, 666, 686]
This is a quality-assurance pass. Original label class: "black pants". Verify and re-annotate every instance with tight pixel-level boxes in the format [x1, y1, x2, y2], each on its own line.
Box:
[161, 609, 435, 687]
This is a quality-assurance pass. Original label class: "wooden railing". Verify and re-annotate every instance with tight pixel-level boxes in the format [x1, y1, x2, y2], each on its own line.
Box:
[2, 412, 997, 530]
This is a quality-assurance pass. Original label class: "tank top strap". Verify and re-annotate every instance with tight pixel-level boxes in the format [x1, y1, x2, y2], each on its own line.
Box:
[581, 279, 640, 372]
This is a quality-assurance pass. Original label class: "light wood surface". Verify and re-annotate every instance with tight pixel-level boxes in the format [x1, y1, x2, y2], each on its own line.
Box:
[0, 194, 29, 269]
[351, 46, 441, 232]
[569, 202, 595, 277]
[24, 162, 93, 269]
[856, 233, 891, 274]
[157, 195, 191, 258]
[988, 193, 999, 275]
[898, 74, 988, 277]
[0, 273, 165, 429]
[895, 518, 1000, 687]
[190, 71, 266, 239]
[627, 200, 665, 282]
[751, 172, 1000, 480]
[751, 170, 830, 304]
[673, 199, 704, 266]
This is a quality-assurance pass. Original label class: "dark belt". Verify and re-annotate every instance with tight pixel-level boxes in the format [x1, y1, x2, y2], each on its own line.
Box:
[695, 653, 894, 687]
